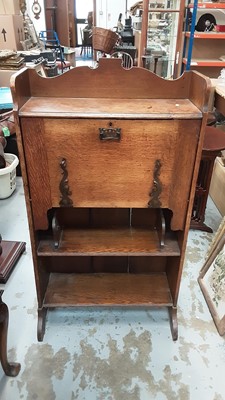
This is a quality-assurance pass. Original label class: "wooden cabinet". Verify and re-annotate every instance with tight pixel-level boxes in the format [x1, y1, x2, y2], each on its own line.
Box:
[11, 59, 210, 341]
[181, 2, 225, 78]
[44, 0, 76, 47]
[137, 0, 185, 78]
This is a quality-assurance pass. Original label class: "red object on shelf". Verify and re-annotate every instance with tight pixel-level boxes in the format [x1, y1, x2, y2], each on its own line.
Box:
[215, 25, 225, 32]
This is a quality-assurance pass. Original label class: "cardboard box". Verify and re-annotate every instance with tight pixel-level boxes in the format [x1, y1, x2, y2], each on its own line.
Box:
[209, 157, 225, 216]
[0, 69, 16, 87]
[0, 15, 24, 51]
[0, 0, 20, 15]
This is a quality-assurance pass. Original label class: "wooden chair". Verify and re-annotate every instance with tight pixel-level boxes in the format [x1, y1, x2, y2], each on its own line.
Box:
[80, 28, 92, 58]
[111, 51, 133, 69]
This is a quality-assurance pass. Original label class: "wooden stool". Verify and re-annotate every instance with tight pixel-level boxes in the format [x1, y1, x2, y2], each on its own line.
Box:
[191, 126, 225, 232]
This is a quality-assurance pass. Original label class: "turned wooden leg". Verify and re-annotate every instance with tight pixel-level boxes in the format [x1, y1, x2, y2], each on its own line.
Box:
[37, 307, 47, 342]
[0, 291, 21, 376]
[168, 306, 178, 341]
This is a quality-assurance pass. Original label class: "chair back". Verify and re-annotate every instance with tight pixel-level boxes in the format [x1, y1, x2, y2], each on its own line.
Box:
[111, 51, 133, 69]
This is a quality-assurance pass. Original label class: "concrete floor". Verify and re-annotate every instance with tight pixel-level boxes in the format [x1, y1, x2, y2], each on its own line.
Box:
[0, 177, 225, 400]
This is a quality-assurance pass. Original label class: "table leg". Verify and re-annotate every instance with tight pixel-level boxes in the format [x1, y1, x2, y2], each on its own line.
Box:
[0, 290, 21, 376]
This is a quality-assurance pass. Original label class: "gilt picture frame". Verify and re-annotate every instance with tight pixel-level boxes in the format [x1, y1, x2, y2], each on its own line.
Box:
[198, 219, 225, 336]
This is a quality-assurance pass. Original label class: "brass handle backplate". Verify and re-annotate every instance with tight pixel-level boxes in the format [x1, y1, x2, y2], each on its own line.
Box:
[99, 127, 121, 141]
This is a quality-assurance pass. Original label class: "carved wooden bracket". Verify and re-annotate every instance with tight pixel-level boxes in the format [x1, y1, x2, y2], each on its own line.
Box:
[148, 159, 162, 208]
[59, 158, 73, 207]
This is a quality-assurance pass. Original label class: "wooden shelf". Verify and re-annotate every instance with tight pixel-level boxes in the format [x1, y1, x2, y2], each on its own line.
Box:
[185, 32, 225, 39]
[19, 97, 202, 119]
[44, 272, 173, 307]
[189, 2, 225, 8]
[183, 58, 225, 67]
[148, 8, 180, 12]
[37, 228, 180, 256]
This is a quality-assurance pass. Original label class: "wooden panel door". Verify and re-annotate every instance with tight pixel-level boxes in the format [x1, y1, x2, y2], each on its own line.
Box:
[21, 117, 200, 231]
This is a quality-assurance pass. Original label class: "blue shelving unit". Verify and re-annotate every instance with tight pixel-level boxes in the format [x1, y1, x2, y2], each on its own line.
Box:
[185, 0, 198, 70]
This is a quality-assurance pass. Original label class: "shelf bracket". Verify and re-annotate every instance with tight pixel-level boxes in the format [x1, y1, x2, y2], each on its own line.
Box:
[52, 212, 62, 249]
[156, 209, 165, 248]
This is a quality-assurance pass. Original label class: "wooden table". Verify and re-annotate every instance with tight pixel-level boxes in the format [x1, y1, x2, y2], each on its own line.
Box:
[191, 126, 225, 232]
[0, 235, 25, 283]
[214, 84, 225, 116]
[0, 290, 21, 376]
[0, 108, 26, 283]
[190, 82, 225, 232]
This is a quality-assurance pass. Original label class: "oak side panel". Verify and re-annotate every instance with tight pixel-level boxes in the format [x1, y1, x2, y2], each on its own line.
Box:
[169, 120, 201, 230]
[20, 118, 52, 230]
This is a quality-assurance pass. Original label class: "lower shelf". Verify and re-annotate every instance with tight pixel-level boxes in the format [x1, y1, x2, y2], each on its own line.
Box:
[44, 272, 173, 307]
[37, 229, 180, 256]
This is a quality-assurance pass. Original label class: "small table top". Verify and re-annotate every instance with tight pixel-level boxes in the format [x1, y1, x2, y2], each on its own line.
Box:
[204, 126, 225, 152]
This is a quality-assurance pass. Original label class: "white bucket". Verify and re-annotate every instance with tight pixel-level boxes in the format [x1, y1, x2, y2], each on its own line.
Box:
[0, 153, 19, 199]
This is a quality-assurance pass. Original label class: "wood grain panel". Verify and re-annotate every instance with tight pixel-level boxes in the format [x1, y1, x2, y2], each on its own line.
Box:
[19, 97, 202, 119]
[169, 120, 201, 230]
[21, 118, 52, 230]
[43, 118, 176, 207]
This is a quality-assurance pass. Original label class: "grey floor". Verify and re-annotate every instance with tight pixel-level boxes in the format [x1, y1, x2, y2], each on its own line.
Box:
[0, 177, 225, 400]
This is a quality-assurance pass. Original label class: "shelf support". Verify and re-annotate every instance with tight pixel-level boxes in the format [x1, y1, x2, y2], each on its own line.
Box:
[52, 212, 62, 249]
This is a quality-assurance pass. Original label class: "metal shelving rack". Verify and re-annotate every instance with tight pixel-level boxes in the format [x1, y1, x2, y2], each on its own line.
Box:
[180, 1, 225, 77]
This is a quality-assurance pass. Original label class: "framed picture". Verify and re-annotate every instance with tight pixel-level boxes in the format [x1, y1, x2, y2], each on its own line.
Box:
[198, 220, 225, 336]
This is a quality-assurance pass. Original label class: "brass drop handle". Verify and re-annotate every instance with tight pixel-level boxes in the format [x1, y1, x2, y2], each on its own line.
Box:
[99, 122, 121, 141]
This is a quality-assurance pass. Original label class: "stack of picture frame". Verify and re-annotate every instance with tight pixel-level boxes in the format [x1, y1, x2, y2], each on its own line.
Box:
[198, 217, 225, 336]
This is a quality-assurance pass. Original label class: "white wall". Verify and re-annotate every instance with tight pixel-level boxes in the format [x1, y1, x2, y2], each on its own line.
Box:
[96, 0, 127, 30]
[25, 0, 135, 36]
[26, 0, 46, 36]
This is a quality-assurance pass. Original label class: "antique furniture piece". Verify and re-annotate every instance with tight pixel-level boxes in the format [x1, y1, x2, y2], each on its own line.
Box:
[11, 58, 210, 341]
[0, 235, 25, 284]
[0, 290, 21, 376]
[191, 126, 225, 232]
[0, 109, 25, 283]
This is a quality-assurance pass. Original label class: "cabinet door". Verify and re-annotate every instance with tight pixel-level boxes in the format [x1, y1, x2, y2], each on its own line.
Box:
[21, 117, 201, 230]
[140, 0, 185, 78]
